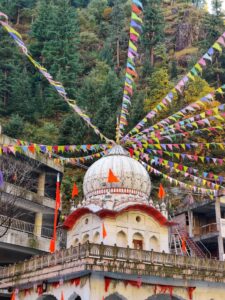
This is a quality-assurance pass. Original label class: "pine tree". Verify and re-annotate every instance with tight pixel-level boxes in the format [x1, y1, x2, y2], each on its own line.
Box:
[30, 0, 81, 116]
[141, 0, 165, 67]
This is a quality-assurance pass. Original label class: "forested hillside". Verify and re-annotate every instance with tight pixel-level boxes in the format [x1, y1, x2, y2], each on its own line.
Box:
[0, 0, 224, 209]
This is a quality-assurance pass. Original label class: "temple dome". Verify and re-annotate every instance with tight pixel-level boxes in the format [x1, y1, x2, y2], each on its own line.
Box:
[83, 145, 151, 210]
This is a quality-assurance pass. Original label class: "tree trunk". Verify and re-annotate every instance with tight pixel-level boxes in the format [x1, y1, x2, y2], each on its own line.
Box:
[117, 38, 120, 67]
[150, 47, 154, 66]
[16, 9, 20, 25]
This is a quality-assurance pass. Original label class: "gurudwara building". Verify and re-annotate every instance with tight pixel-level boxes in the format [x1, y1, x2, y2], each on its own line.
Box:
[1, 145, 225, 300]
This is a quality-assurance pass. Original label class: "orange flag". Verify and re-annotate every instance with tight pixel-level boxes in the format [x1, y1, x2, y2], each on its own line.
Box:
[107, 169, 120, 183]
[49, 238, 55, 253]
[158, 183, 166, 199]
[72, 183, 79, 198]
[181, 237, 187, 253]
[11, 291, 15, 300]
[61, 291, 65, 300]
[102, 223, 107, 239]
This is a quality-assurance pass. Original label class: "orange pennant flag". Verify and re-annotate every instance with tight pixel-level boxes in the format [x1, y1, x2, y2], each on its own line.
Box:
[49, 238, 55, 253]
[72, 183, 79, 198]
[181, 237, 187, 253]
[107, 169, 120, 183]
[61, 291, 65, 300]
[158, 183, 166, 199]
[102, 223, 107, 239]
[10, 291, 15, 300]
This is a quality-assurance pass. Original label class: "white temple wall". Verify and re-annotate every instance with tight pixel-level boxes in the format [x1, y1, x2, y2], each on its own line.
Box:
[17, 273, 225, 300]
[67, 211, 169, 253]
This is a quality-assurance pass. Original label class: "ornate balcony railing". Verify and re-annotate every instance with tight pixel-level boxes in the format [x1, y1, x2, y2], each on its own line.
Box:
[1, 242, 225, 282]
[0, 214, 53, 238]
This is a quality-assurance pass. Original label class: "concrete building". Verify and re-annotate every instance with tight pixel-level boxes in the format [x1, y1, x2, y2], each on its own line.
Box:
[171, 195, 225, 261]
[1, 145, 225, 300]
[0, 132, 64, 266]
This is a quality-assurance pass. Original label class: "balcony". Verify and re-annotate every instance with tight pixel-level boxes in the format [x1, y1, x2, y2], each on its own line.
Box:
[1, 242, 225, 289]
[0, 214, 58, 252]
[1, 182, 57, 210]
[200, 223, 218, 235]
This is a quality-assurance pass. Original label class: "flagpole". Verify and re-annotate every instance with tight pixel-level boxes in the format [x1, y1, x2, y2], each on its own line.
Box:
[50, 173, 60, 253]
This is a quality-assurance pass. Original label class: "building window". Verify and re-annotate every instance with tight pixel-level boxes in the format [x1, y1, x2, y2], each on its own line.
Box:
[136, 216, 141, 223]
[85, 218, 89, 225]
[132, 232, 144, 250]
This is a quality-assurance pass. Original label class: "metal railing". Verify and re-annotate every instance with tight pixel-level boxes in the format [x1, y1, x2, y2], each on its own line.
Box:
[1, 242, 225, 281]
[0, 214, 53, 238]
[200, 223, 218, 235]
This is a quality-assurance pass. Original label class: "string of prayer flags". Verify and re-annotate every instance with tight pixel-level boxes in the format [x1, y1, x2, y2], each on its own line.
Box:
[62, 151, 106, 165]
[117, 0, 143, 139]
[132, 100, 225, 139]
[140, 153, 223, 189]
[0, 13, 112, 144]
[143, 148, 225, 167]
[107, 169, 120, 183]
[142, 161, 220, 197]
[0, 143, 110, 156]
[72, 183, 79, 198]
[122, 31, 225, 142]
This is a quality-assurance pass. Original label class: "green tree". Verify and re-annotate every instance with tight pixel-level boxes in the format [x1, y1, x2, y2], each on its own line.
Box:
[30, 0, 81, 116]
[4, 114, 24, 138]
[141, 0, 165, 67]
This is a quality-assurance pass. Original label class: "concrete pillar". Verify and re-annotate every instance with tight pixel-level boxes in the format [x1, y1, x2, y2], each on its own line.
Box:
[188, 210, 193, 238]
[33, 212, 42, 237]
[37, 172, 45, 197]
[215, 197, 224, 261]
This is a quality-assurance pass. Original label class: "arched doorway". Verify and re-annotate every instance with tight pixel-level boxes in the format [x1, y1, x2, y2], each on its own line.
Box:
[82, 234, 89, 243]
[117, 230, 127, 247]
[68, 292, 82, 300]
[93, 231, 100, 243]
[105, 292, 127, 300]
[74, 238, 79, 246]
[132, 232, 144, 249]
[146, 295, 184, 300]
[36, 295, 57, 300]
[149, 235, 159, 251]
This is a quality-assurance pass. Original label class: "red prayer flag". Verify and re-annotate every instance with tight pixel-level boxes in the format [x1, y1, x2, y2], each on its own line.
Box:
[107, 169, 120, 183]
[102, 223, 107, 239]
[72, 183, 79, 198]
[158, 183, 166, 199]
[61, 291, 65, 300]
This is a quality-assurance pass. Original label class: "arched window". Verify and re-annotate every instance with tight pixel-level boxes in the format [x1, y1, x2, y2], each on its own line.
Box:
[132, 232, 144, 250]
[149, 235, 159, 252]
[82, 234, 89, 243]
[36, 295, 57, 300]
[146, 295, 185, 300]
[116, 231, 127, 247]
[105, 292, 127, 300]
[74, 238, 79, 246]
[68, 292, 82, 300]
[93, 231, 100, 243]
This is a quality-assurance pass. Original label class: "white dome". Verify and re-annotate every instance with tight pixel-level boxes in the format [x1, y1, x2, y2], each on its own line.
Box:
[83, 145, 151, 210]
